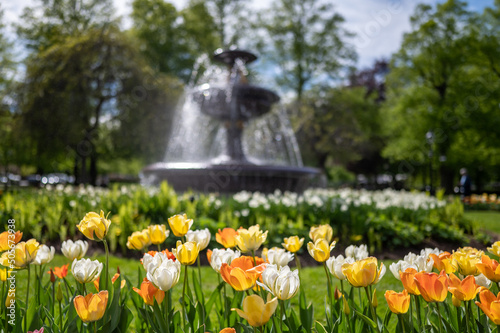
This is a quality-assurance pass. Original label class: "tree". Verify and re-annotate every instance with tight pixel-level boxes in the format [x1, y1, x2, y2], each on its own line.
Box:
[131, 0, 218, 82]
[381, 0, 475, 192]
[203, 0, 249, 48]
[256, 0, 356, 103]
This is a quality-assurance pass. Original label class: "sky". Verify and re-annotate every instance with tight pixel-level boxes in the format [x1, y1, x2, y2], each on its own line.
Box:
[2, 0, 495, 69]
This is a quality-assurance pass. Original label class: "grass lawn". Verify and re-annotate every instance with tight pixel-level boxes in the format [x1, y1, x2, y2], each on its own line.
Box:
[465, 210, 500, 234]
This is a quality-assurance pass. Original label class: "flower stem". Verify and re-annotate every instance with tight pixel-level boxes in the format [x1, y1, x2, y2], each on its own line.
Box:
[182, 265, 188, 331]
[323, 262, 333, 315]
[364, 286, 380, 333]
[251, 250, 257, 266]
[59, 299, 63, 330]
[157, 244, 161, 252]
[25, 265, 31, 331]
[465, 300, 470, 333]
[398, 314, 406, 333]
[94, 321, 97, 333]
[164, 289, 170, 333]
[435, 302, 444, 333]
[103, 239, 109, 292]
[415, 295, 422, 330]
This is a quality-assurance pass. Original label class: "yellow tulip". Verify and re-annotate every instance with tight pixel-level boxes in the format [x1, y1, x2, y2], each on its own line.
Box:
[235, 225, 268, 253]
[0, 231, 22, 252]
[148, 225, 169, 245]
[5, 288, 15, 308]
[0, 239, 40, 269]
[232, 294, 277, 327]
[282, 236, 304, 253]
[384, 290, 410, 314]
[452, 248, 483, 276]
[126, 229, 151, 251]
[77, 211, 112, 241]
[73, 290, 108, 323]
[342, 257, 386, 287]
[167, 214, 193, 237]
[309, 224, 333, 243]
[307, 239, 335, 263]
[488, 241, 500, 257]
[0, 267, 7, 282]
[173, 240, 200, 266]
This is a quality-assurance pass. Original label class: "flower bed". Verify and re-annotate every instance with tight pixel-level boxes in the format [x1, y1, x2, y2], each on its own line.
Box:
[0, 184, 477, 254]
[1, 210, 499, 332]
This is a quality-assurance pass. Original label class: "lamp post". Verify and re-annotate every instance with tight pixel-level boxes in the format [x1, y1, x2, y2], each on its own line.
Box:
[426, 131, 435, 195]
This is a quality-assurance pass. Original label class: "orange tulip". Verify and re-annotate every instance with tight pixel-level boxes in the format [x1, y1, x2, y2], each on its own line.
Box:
[220, 256, 266, 291]
[219, 329, 236, 333]
[133, 278, 165, 306]
[447, 273, 483, 301]
[477, 255, 500, 283]
[73, 291, 108, 323]
[414, 271, 448, 302]
[384, 290, 410, 314]
[93, 273, 124, 291]
[399, 268, 420, 295]
[429, 252, 455, 274]
[52, 264, 69, 279]
[476, 290, 500, 325]
[216, 228, 238, 248]
[0, 231, 22, 252]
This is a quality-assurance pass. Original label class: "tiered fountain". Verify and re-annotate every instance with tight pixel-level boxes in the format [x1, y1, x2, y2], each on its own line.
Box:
[140, 49, 319, 193]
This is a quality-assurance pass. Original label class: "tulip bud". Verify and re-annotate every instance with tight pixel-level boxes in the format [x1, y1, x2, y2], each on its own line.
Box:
[452, 295, 461, 307]
[117, 266, 121, 275]
[343, 297, 350, 315]
[372, 288, 378, 308]
[48, 269, 55, 283]
[56, 282, 63, 302]
[334, 287, 343, 300]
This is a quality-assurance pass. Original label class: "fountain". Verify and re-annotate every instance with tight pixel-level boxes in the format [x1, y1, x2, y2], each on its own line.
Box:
[140, 49, 320, 193]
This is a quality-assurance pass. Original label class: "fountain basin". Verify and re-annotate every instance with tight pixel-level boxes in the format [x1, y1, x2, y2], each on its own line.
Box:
[141, 162, 320, 193]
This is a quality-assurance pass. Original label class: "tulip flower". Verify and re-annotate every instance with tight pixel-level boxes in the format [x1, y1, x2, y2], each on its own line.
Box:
[309, 224, 333, 243]
[142, 250, 176, 272]
[477, 255, 500, 283]
[74, 290, 108, 323]
[146, 255, 181, 292]
[52, 264, 69, 279]
[167, 213, 193, 237]
[185, 228, 211, 251]
[488, 241, 500, 257]
[235, 225, 268, 253]
[27, 328, 44, 333]
[263, 248, 293, 268]
[148, 224, 169, 245]
[0, 238, 40, 269]
[414, 271, 448, 302]
[282, 236, 304, 253]
[452, 249, 482, 276]
[127, 229, 152, 251]
[216, 228, 238, 248]
[475, 273, 492, 288]
[447, 273, 483, 301]
[0, 231, 22, 252]
[77, 210, 112, 241]
[61, 240, 88, 261]
[384, 290, 410, 314]
[345, 244, 369, 260]
[259, 265, 300, 300]
[399, 268, 420, 295]
[207, 248, 241, 273]
[72, 258, 103, 284]
[220, 256, 267, 291]
[0, 267, 7, 282]
[429, 252, 455, 274]
[342, 257, 386, 288]
[326, 255, 355, 280]
[33, 245, 55, 265]
[232, 294, 278, 327]
[5, 288, 15, 308]
[219, 329, 236, 333]
[476, 290, 500, 325]
[133, 278, 165, 306]
[173, 241, 200, 266]
[307, 239, 335, 263]
[93, 272, 125, 291]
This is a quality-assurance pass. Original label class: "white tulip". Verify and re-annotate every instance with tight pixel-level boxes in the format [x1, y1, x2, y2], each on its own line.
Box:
[259, 265, 300, 300]
[72, 258, 103, 284]
[33, 245, 55, 265]
[389, 252, 434, 280]
[345, 244, 369, 260]
[185, 229, 211, 251]
[209, 248, 240, 273]
[326, 255, 355, 280]
[475, 274, 492, 288]
[61, 240, 88, 261]
[266, 248, 294, 268]
[146, 253, 181, 291]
